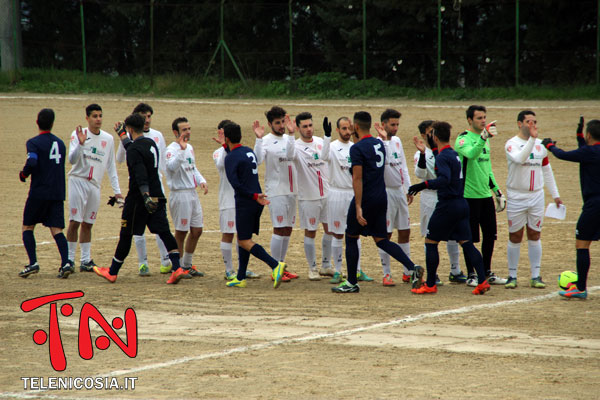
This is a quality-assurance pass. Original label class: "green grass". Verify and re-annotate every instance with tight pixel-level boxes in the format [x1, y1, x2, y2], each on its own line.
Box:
[1, 68, 599, 100]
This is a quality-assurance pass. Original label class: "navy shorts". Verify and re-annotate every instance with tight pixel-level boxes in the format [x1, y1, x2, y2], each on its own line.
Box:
[23, 197, 65, 228]
[576, 196, 600, 241]
[120, 198, 170, 236]
[236, 201, 263, 240]
[346, 198, 388, 238]
[426, 198, 472, 242]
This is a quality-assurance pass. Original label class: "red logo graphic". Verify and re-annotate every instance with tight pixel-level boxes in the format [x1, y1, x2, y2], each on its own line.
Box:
[535, 145, 541, 152]
[71, 208, 77, 215]
[101, 140, 107, 149]
[507, 145, 512, 152]
[309, 217, 316, 225]
[277, 216, 283, 223]
[317, 144, 322, 150]
[386, 220, 390, 226]
[181, 218, 188, 226]
[292, 216, 296, 224]
[459, 139, 465, 146]
[20, 291, 137, 371]
[227, 221, 234, 228]
[334, 221, 340, 228]
[154, 137, 159, 143]
[166, 152, 172, 159]
[508, 220, 513, 227]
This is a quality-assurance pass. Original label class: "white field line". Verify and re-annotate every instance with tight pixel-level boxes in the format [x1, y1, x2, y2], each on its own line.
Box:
[2, 286, 598, 400]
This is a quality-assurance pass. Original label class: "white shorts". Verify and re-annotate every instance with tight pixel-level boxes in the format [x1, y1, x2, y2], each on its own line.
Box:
[386, 187, 410, 232]
[68, 176, 101, 224]
[268, 194, 297, 228]
[219, 208, 236, 234]
[327, 189, 353, 234]
[299, 198, 328, 230]
[506, 189, 545, 233]
[169, 189, 203, 231]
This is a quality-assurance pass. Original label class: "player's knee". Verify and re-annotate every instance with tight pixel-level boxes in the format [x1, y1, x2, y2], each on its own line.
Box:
[158, 231, 178, 252]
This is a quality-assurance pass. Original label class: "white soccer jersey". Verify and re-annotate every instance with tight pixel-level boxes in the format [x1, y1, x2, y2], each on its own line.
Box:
[293, 137, 329, 201]
[68, 128, 120, 193]
[116, 128, 167, 178]
[213, 146, 235, 210]
[254, 133, 297, 197]
[165, 142, 206, 190]
[321, 136, 353, 190]
[413, 148, 439, 207]
[505, 136, 559, 198]
[383, 136, 411, 191]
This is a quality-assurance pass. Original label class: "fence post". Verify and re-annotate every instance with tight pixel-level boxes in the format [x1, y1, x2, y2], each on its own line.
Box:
[289, 0, 293, 80]
[597, 0, 599, 84]
[220, 0, 225, 80]
[12, 0, 18, 72]
[437, 0, 441, 90]
[515, 0, 519, 86]
[79, 0, 86, 80]
[150, 0, 154, 86]
[362, 0, 366, 80]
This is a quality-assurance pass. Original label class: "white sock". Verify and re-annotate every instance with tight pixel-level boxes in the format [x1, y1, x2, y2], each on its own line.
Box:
[528, 239, 542, 279]
[183, 252, 193, 268]
[447, 240, 461, 275]
[270, 234, 284, 262]
[304, 236, 317, 270]
[134, 235, 147, 265]
[281, 235, 291, 261]
[80, 242, 91, 263]
[379, 248, 391, 276]
[321, 233, 332, 269]
[507, 241, 521, 279]
[156, 235, 171, 266]
[332, 238, 344, 273]
[357, 238, 362, 272]
[220, 241, 233, 273]
[67, 241, 77, 262]
[399, 242, 410, 275]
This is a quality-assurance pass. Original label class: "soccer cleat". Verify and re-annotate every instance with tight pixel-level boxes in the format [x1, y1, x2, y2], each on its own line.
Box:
[331, 280, 360, 293]
[284, 270, 299, 279]
[138, 264, 150, 276]
[486, 271, 507, 285]
[160, 264, 172, 274]
[505, 276, 518, 289]
[330, 272, 343, 284]
[186, 265, 204, 277]
[272, 262, 287, 289]
[411, 283, 437, 294]
[382, 274, 395, 286]
[411, 265, 424, 289]
[466, 273, 478, 287]
[226, 278, 247, 288]
[319, 267, 335, 277]
[559, 286, 587, 299]
[448, 272, 468, 283]
[435, 275, 444, 286]
[224, 271, 237, 280]
[246, 270, 260, 279]
[530, 276, 546, 289]
[80, 259, 97, 272]
[357, 270, 374, 282]
[271, 273, 291, 282]
[93, 266, 117, 283]
[472, 280, 491, 295]
[19, 263, 40, 278]
[57, 261, 75, 279]
[308, 269, 322, 281]
[166, 268, 187, 284]
[402, 273, 411, 283]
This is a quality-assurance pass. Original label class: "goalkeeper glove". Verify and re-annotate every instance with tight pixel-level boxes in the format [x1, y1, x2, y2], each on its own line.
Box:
[541, 138, 556, 149]
[323, 117, 332, 137]
[480, 120, 498, 140]
[143, 193, 158, 214]
[115, 122, 128, 139]
[408, 182, 427, 196]
[494, 190, 506, 213]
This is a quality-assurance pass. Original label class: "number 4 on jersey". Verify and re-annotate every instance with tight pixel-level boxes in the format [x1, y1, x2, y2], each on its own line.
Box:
[50, 141, 62, 164]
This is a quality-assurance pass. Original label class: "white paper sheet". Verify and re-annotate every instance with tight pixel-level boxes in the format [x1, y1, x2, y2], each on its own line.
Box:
[545, 203, 566, 220]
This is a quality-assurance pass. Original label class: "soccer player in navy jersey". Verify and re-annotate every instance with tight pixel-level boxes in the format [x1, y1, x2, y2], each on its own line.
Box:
[332, 111, 423, 293]
[408, 121, 491, 295]
[222, 122, 287, 288]
[542, 117, 600, 299]
[19, 108, 73, 279]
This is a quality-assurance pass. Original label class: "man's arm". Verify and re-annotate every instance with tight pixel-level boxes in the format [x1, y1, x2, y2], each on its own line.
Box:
[421, 156, 451, 190]
[68, 127, 86, 164]
[106, 139, 121, 195]
[542, 158, 561, 204]
[128, 147, 150, 197]
[455, 133, 486, 159]
[20, 140, 39, 181]
[165, 145, 185, 172]
[352, 165, 367, 226]
[321, 135, 332, 161]
[505, 137, 536, 164]
[224, 154, 258, 201]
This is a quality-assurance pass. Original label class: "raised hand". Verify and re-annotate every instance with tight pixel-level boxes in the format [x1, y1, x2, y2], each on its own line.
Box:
[373, 122, 387, 140]
[323, 117, 332, 137]
[252, 120, 265, 138]
[284, 114, 296, 134]
[75, 125, 86, 145]
[413, 135, 426, 153]
[577, 115, 584, 135]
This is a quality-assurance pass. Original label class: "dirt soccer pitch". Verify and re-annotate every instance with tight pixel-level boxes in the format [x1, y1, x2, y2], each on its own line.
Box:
[0, 95, 599, 399]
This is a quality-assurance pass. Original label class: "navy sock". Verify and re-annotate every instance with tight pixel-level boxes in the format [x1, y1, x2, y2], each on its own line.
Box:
[23, 230, 37, 265]
[481, 237, 495, 273]
[345, 236, 359, 285]
[425, 243, 439, 287]
[53, 233, 68, 266]
[576, 248, 590, 291]
[168, 251, 181, 271]
[375, 239, 415, 270]
[461, 241, 486, 284]
[463, 251, 474, 276]
[250, 244, 279, 269]
[109, 257, 124, 275]
[237, 247, 250, 280]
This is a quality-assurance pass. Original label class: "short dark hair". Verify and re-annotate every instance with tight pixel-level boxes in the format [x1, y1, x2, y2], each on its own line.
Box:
[466, 105, 486, 120]
[223, 122, 242, 144]
[133, 103, 154, 115]
[586, 119, 600, 141]
[517, 110, 535, 122]
[336, 116, 350, 128]
[172, 117, 188, 132]
[353, 111, 372, 131]
[295, 112, 312, 127]
[218, 119, 233, 129]
[418, 120, 434, 134]
[381, 109, 401, 122]
[124, 113, 145, 133]
[265, 106, 286, 123]
[37, 108, 55, 131]
[86, 103, 102, 116]
[432, 121, 452, 143]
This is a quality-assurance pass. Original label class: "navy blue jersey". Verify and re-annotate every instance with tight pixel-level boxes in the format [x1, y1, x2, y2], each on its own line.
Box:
[550, 142, 600, 201]
[424, 145, 464, 200]
[125, 137, 164, 200]
[224, 144, 262, 207]
[22, 132, 66, 200]
[349, 135, 386, 204]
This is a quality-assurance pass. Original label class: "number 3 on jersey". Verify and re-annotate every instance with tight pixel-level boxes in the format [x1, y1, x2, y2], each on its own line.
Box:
[246, 152, 258, 174]
[373, 143, 384, 168]
[50, 141, 61, 164]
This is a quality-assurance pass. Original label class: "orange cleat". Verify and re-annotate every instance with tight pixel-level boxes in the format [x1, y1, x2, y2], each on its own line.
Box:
[472, 280, 491, 295]
[93, 266, 117, 283]
[402, 273, 411, 283]
[284, 271, 298, 279]
[167, 268, 188, 284]
[411, 283, 437, 294]
[383, 274, 396, 286]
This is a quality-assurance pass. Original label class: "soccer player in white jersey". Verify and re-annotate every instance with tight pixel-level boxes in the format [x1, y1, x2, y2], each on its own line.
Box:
[66, 104, 122, 272]
[115, 103, 172, 275]
[164, 117, 208, 277]
[291, 112, 333, 280]
[413, 120, 466, 284]
[504, 110, 562, 289]
[253, 106, 299, 281]
[212, 119, 260, 280]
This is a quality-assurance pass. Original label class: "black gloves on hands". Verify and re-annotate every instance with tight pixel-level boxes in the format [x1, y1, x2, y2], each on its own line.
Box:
[541, 138, 556, 149]
[408, 182, 427, 196]
[577, 116, 584, 135]
[323, 117, 332, 137]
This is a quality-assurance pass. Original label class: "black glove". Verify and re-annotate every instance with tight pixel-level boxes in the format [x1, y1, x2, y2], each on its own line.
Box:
[19, 171, 27, 182]
[541, 138, 556, 149]
[426, 132, 436, 151]
[107, 196, 117, 206]
[408, 182, 427, 196]
[323, 117, 332, 137]
[577, 115, 584, 136]
[143, 193, 158, 214]
[115, 122, 128, 139]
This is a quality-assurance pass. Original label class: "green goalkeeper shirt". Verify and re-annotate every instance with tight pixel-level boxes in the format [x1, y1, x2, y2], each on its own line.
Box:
[454, 130, 500, 199]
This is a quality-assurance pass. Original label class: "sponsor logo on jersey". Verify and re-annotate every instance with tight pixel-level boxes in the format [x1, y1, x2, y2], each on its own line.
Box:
[535, 145, 541, 152]
[459, 139, 465, 146]
[101, 141, 107, 149]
